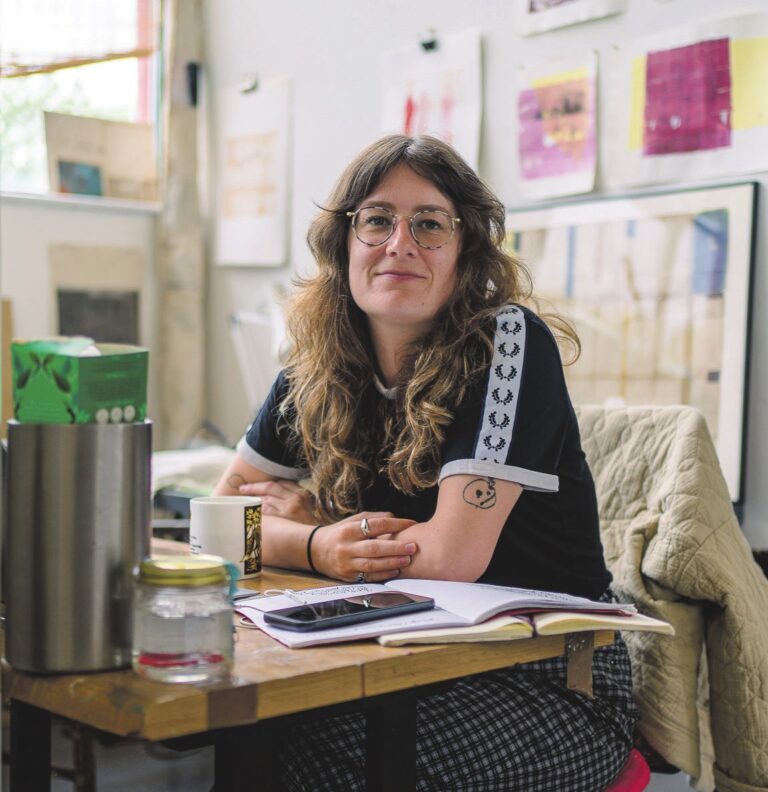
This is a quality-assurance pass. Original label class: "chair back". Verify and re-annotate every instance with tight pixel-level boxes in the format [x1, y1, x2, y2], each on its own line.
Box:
[575, 404, 768, 791]
[230, 309, 283, 415]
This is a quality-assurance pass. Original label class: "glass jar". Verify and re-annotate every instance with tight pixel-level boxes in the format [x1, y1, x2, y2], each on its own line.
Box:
[132, 555, 234, 684]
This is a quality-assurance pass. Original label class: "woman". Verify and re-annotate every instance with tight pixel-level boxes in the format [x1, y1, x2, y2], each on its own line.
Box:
[215, 134, 637, 791]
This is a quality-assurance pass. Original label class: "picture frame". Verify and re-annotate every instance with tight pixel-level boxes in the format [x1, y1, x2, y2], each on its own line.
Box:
[517, 0, 627, 36]
[506, 182, 757, 502]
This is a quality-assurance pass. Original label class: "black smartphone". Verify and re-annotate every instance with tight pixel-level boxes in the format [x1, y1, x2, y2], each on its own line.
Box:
[263, 591, 435, 631]
[233, 588, 258, 601]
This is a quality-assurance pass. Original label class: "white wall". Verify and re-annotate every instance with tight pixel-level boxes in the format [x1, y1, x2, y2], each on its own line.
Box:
[202, 0, 768, 548]
[0, 193, 160, 428]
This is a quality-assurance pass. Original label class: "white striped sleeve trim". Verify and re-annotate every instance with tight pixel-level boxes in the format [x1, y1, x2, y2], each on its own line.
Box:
[473, 305, 526, 465]
[235, 436, 309, 480]
[438, 459, 559, 492]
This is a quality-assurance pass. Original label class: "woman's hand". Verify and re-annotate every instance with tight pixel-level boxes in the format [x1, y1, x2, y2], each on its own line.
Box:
[311, 512, 418, 583]
[237, 479, 317, 524]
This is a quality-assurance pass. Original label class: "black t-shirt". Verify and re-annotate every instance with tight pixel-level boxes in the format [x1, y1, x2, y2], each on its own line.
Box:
[238, 304, 611, 599]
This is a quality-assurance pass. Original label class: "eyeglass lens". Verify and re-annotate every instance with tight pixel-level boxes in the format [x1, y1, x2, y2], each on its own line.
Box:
[353, 207, 455, 249]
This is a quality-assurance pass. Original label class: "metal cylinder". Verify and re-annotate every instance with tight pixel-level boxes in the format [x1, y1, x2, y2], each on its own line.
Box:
[4, 420, 151, 673]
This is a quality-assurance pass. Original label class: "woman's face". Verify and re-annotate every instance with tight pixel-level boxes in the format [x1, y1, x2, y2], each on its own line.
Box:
[347, 164, 460, 340]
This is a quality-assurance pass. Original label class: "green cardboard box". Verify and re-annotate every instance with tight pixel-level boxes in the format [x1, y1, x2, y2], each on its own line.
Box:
[12, 337, 148, 424]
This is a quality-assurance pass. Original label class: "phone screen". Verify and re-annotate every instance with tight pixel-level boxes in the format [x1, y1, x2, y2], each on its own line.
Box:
[263, 591, 434, 631]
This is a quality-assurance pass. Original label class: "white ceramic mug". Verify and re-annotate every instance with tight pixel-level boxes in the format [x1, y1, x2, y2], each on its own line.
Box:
[189, 496, 262, 579]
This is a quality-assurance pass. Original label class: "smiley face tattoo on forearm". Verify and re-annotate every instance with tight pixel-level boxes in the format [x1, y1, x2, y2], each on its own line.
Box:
[463, 477, 497, 509]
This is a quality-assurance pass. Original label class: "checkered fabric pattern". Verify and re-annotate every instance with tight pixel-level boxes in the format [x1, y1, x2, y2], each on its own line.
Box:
[279, 632, 638, 791]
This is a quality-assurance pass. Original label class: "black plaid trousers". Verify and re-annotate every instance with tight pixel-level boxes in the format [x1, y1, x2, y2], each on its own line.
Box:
[278, 634, 639, 792]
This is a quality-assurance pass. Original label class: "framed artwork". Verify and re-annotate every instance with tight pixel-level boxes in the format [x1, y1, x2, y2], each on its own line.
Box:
[505, 182, 757, 502]
[517, 0, 627, 36]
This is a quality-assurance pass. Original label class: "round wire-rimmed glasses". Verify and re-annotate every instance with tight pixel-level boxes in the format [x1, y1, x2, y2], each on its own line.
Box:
[346, 206, 461, 250]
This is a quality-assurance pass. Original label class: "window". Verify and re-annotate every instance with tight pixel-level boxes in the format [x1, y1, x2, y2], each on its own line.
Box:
[0, 0, 160, 195]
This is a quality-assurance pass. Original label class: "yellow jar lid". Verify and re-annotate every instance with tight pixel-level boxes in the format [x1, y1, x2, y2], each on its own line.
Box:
[139, 555, 228, 587]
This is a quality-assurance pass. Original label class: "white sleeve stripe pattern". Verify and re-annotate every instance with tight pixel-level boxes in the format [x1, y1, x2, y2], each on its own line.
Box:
[473, 305, 526, 464]
[438, 460, 559, 492]
[235, 437, 309, 480]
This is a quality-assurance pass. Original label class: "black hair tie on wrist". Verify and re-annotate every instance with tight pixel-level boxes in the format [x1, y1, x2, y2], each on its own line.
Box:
[306, 525, 324, 574]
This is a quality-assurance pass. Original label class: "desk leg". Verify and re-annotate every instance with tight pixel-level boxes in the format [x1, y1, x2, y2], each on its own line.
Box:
[214, 721, 279, 792]
[10, 700, 51, 792]
[365, 693, 417, 792]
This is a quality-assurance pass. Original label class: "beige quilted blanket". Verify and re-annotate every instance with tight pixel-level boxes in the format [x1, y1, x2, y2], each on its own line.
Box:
[576, 405, 768, 792]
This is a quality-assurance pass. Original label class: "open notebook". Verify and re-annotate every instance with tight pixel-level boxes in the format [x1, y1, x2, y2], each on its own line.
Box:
[236, 578, 672, 649]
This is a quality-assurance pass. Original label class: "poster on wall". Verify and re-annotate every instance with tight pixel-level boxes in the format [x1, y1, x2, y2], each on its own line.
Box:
[505, 183, 756, 502]
[49, 243, 147, 344]
[607, 13, 768, 187]
[517, 0, 627, 36]
[516, 52, 597, 200]
[381, 28, 482, 170]
[215, 77, 291, 267]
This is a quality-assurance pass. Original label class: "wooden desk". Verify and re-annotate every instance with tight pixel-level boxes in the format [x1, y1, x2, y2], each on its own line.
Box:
[4, 568, 612, 792]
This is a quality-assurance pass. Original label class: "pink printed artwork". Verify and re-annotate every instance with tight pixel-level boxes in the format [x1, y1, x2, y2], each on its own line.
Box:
[643, 38, 732, 156]
[401, 79, 457, 145]
[518, 77, 595, 179]
[404, 93, 416, 136]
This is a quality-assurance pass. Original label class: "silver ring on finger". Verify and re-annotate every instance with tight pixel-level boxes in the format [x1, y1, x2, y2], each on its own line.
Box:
[359, 517, 371, 538]
[356, 571, 367, 583]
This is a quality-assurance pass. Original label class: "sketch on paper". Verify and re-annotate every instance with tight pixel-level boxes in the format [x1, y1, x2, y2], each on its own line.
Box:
[608, 13, 768, 186]
[222, 132, 279, 219]
[216, 78, 290, 267]
[505, 183, 756, 501]
[518, 0, 627, 35]
[381, 28, 481, 169]
[517, 54, 597, 199]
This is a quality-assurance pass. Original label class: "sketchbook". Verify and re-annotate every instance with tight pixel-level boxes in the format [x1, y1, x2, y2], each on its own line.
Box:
[377, 610, 674, 647]
[235, 578, 642, 649]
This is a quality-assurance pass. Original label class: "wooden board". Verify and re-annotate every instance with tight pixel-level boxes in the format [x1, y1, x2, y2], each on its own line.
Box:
[1, 298, 12, 438]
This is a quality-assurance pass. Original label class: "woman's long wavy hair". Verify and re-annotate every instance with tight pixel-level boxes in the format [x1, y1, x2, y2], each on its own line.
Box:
[282, 134, 578, 521]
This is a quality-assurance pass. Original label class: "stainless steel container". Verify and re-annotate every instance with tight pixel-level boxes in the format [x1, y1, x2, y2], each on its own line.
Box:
[3, 420, 151, 673]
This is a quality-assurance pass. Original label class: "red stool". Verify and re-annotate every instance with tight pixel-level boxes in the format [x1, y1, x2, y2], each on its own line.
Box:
[604, 749, 651, 791]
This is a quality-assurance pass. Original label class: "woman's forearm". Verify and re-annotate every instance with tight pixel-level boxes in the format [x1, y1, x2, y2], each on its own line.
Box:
[392, 520, 494, 581]
[390, 476, 523, 582]
[262, 515, 316, 571]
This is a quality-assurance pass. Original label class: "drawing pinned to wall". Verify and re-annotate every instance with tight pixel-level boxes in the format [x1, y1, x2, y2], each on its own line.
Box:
[517, 53, 597, 200]
[381, 28, 482, 169]
[215, 77, 291, 267]
[517, 0, 627, 35]
[505, 183, 756, 502]
[608, 13, 768, 186]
